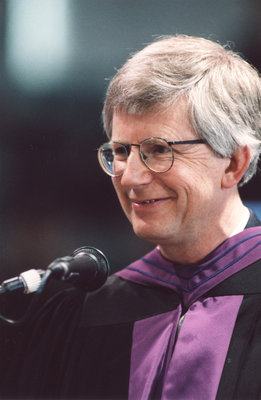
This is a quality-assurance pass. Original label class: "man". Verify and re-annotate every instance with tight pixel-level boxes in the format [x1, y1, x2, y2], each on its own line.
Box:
[3, 35, 261, 399]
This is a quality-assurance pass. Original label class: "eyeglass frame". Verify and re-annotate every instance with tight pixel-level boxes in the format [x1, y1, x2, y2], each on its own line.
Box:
[98, 137, 207, 176]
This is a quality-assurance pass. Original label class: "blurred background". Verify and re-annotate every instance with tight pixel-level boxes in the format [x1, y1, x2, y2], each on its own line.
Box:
[1, 0, 261, 290]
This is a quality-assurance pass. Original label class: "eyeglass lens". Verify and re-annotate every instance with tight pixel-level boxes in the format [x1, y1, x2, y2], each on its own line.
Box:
[99, 138, 174, 176]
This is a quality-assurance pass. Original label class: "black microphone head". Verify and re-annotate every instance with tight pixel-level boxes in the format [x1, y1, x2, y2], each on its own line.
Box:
[69, 246, 110, 292]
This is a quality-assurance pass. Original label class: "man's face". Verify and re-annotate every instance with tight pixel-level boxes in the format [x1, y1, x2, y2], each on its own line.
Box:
[111, 104, 230, 250]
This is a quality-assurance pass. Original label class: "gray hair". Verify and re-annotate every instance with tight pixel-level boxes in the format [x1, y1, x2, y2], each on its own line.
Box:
[102, 35, 261, 185]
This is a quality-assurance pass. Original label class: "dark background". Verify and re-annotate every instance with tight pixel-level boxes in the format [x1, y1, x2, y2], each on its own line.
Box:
[1, 0, 261, 289]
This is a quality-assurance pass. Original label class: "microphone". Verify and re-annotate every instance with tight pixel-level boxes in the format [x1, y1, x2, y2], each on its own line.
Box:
[0, 246, 110, 295]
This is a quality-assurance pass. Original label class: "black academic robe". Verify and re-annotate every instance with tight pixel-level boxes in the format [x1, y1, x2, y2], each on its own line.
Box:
[1, 211, 261, 400]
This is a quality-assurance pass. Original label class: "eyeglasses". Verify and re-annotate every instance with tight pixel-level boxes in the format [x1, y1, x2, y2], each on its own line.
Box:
[98, 137, 207, 177]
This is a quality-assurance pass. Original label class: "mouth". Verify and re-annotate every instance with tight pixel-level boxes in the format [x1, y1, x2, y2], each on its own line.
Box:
[131, 197, 170, 207]
[139, 199, 160, 204]
[131, 198, 161, 204]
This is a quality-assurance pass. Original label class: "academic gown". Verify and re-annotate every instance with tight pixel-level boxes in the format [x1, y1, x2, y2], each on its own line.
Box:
[1, 211, 261, 400]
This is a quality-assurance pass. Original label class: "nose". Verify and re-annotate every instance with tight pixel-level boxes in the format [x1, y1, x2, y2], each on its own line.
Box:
[120, 147, 153, 188]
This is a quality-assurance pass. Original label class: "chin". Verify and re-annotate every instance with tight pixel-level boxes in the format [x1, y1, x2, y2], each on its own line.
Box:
[132, 223, 169, 245]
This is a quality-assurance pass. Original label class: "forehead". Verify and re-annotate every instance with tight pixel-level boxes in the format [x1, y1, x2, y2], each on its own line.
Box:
[111, 103, 198, 142]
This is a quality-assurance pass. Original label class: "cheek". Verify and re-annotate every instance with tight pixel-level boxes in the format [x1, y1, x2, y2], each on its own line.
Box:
[178, 155, 225, 190]
[169, 164, 220, 211]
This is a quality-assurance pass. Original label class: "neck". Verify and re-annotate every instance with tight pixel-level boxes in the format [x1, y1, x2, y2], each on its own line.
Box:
[158, 194, 249, 264]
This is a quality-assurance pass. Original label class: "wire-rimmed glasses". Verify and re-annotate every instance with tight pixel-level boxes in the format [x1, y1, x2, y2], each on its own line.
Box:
[98, 137, 207, 177]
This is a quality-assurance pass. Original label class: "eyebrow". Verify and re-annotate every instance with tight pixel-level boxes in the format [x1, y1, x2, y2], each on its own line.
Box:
[111, 139, 207, 146]
[167, 139, 207, 145]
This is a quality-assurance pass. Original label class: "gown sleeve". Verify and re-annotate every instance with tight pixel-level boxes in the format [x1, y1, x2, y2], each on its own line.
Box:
[1, 287, 86, 399]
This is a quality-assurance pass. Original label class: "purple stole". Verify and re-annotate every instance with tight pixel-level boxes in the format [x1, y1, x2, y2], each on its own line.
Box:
[116, 227, 261, 400]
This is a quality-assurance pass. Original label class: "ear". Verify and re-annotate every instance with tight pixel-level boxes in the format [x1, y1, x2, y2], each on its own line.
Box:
[221, 146, 251, 189]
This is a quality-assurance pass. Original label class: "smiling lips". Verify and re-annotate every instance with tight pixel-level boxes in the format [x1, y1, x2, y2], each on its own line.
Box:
[131, 197, 170, 207]
[140, 199, 158, 204]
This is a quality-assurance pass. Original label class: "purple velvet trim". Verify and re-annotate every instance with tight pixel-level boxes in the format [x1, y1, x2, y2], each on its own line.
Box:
[161, 296, 243, 400]
[118, 227, 260, 398]
[129, 296, 243, 400]
[129, 308, 182, 400]
[116, 226, 261, 308]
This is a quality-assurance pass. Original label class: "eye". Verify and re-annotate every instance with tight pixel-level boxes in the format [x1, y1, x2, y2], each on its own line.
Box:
[144, 143, 171, 157]
[114, 146, 125, 155]
[113, 144, 128, 160]
[153, 144, 170, 154]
